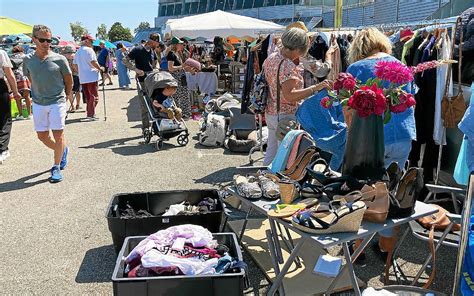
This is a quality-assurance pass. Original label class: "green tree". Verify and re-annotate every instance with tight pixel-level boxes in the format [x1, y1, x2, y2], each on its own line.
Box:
[70, 22, 88, 42]
[108, 22, 133, 42]
[96, 24, 108, 40]
[134, 21, 151, 33]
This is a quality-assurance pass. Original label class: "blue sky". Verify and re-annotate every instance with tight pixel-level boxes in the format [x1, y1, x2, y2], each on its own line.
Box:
[1, 0, 158, 40]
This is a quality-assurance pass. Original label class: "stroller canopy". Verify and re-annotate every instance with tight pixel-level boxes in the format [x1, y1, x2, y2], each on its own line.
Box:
[144, 71, 178, 97]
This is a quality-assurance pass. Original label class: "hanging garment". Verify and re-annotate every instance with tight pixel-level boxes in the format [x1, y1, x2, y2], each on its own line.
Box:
[257, 35, 270, 70]
[337, 36, 350, 72]
[401, 31, 419, 65]
[434, 32, 452, 145]
[296, 90, 347, 171]
[308, 35, 329, 61]
[327, 41, 341, 81]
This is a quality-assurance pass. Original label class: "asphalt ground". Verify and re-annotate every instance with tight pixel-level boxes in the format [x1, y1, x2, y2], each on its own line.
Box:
[0, 76, 458, 295]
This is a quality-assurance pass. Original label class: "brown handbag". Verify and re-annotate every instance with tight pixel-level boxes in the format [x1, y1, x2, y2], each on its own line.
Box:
[415, 205, 461, 288]
[441, 18, 466, 128]
[278, 178, 300, 204]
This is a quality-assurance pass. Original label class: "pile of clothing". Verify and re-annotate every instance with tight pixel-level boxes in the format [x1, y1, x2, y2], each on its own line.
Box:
[124, 224, 245, 278]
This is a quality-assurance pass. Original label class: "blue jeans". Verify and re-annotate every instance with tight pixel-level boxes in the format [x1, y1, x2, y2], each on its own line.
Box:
[379, 140, 412, 237]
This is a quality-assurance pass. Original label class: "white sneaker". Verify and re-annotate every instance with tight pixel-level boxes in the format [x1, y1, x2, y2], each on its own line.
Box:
[2, 150, 10, 160]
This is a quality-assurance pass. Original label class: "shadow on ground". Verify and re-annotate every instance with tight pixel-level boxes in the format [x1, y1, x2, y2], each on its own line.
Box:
[0, 170, 50, 193]
[75, 245, 116, 283]
[193, 166, 242, 187]
[123, 95, 142, 123]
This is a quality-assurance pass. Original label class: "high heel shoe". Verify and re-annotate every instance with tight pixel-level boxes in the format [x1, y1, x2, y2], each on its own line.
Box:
[291, 200, 366, 234]
[387, 167, 423, 218]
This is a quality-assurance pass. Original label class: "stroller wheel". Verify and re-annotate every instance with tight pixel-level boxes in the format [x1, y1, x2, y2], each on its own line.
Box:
[177, 135, 189, 147]
[143, 129, 152, 144]
[156, 140, 164, 150]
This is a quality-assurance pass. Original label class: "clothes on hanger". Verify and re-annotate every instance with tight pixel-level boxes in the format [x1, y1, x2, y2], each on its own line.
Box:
[308, 35, 328, 61]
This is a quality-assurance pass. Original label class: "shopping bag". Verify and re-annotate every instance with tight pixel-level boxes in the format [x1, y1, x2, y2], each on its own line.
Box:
[10, 98, 19, 118]
[454, 138, 469, 186]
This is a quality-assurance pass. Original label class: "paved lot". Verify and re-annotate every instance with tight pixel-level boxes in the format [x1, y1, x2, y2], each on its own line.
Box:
[0, 76, 458, 295]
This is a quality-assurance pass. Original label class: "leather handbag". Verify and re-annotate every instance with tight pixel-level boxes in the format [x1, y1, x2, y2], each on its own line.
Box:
[441, 18, 466, 128]
[275, 59, 298, 142]
[283, 146, 319, 183]
[416, 205, 461, 288]
[278, 178, 300, 204]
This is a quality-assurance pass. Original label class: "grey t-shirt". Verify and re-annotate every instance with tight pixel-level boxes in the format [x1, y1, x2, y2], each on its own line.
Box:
[23, 52, 71, 106]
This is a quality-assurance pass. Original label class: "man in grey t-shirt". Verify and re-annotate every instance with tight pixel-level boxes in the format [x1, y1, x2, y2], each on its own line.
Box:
[23, 25, 73, 183]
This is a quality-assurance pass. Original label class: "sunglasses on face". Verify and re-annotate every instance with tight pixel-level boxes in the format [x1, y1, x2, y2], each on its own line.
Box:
[35, 36, 52, 43]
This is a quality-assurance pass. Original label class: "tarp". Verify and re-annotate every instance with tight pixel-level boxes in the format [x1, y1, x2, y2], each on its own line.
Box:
[92, 39, 116, 49]
[0, 16, 33, 35]
[165, 10, 284, 39]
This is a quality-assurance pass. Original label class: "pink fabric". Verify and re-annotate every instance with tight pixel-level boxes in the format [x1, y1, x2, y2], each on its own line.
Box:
[125, 224, 214, 264]
[286, 133, 304, 169]
[263, 50, 304, 116]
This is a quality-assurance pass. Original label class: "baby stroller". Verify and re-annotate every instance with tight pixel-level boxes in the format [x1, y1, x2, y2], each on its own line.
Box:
[138, 71, 189, 150]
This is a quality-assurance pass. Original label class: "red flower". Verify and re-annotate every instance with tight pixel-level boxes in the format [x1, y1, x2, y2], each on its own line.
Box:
[348, 84, 387, 117]
[390, 92, 416, 113]
[320, 97, 333, 108]
[374, 60, 414, 85]
[334, 73, 356, 91]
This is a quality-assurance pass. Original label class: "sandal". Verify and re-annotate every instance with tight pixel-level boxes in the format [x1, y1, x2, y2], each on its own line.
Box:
[234, 175, 262, 200]
[306, 158, 341, 185]
[258, 175, 280, 200]
[292, 200, 366, 234]
[268, 203, 307, 218]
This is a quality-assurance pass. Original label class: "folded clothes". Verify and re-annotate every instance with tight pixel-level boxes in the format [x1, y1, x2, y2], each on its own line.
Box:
[119, 203, 153, 219]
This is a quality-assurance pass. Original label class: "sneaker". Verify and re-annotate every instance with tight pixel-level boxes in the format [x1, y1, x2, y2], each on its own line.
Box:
[60, 146, 69, 170]
[2, 150, 10, 160]
[0, 154, 4, 164]
[50, 166, 63, 183]
[91, 115, 99, 121]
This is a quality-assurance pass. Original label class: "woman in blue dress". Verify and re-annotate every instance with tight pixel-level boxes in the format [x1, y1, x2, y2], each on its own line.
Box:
[115, 43, 131, 89]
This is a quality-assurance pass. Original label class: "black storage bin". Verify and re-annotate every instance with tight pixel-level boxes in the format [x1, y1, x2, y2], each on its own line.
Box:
[112, 233, 245, 296]
[106, 189, 224, 253]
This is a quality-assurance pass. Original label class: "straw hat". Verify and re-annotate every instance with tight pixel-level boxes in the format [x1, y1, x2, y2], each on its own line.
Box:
[286, 21, 317, 37]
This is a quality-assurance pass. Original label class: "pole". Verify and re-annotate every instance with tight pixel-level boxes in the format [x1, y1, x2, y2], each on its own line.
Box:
[334, 0, 343, 28]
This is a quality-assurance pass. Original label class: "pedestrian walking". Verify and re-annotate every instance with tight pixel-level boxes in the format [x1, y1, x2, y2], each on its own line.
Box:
[98, 41, 113, 86]
[0, 49, 21, 164]
[73, 34, 102, 120]
[22, 25, 72, 182]
[122, 32, 160, 136]
[115, 43, 131, 89]
[10, 45, 32, 119]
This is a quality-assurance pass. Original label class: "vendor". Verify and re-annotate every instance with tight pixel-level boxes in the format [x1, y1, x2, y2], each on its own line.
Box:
[167, 37, 191, 118]
[262, 27, 333, 166]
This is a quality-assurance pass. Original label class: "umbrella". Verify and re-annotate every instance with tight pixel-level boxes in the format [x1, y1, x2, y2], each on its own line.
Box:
[112, 40, 133, 47]
[0, 16, 33, 35]
[5, 34, 32, 43]
[58, 40, 78, 48]
[92, 39, 116, 49]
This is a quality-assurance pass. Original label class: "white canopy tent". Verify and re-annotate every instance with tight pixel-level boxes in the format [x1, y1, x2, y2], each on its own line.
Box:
[164, 10, 284, 39]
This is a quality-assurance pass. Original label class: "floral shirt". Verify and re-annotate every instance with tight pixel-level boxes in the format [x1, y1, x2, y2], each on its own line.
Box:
[263, 50, 304, 115]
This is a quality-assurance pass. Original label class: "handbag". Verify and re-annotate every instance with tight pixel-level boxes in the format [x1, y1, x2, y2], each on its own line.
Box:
[278, 178, 300, 204]
[416, 205, 461, 288]
[442, 18, 466, 128]
[275, 59, 298, 142]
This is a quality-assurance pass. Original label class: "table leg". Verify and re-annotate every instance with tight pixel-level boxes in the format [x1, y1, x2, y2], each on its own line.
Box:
[266, 229, 285, 296]
[267, 237, 306, 296]
[325, 233, 375, 295]
[391, 227, 410, 284]
[239, 207, 253, 242]
[269, 218, 284, 264]
[276, 222, 302, 268]
[342, 242, 361, 296]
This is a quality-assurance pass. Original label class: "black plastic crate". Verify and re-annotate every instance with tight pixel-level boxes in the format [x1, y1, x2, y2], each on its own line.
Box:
[112, 233, 244, 296]
[106, 189, 224, 253]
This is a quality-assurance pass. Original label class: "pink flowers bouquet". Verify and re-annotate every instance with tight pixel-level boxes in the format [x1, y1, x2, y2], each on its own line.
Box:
[320, 59, 451, 123]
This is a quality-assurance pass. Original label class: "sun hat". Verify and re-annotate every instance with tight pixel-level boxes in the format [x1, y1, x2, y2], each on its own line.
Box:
[170, 36, 184, 45]
[286, 21, 317, 37]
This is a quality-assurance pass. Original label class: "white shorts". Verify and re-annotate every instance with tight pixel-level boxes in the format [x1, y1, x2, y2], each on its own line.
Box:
[32, 102, 67, 132]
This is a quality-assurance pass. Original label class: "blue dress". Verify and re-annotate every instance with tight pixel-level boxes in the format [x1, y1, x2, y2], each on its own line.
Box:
[116, 49, 131, 87]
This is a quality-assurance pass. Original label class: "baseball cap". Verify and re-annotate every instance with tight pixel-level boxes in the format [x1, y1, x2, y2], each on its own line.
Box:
[170, 36, 184, 45]
[81, 34, 95, 41]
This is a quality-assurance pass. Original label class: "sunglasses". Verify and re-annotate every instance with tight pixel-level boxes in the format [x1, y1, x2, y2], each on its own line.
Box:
[35, 36, 53, 43]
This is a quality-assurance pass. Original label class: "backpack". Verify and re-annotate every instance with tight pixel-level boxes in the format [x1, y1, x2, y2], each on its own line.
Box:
[199, 113, 226, 147]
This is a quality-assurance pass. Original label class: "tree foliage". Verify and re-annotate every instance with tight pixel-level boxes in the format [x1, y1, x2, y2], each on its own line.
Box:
[96, 24, 108, 40]
[108, 22, 133, 42]
[70, 22, 88, 42]
[134, 21, 151, 34]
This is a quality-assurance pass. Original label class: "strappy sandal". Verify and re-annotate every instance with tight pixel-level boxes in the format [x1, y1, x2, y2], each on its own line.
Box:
[291, 200, 366, 234]
[268, 203, 307, 218]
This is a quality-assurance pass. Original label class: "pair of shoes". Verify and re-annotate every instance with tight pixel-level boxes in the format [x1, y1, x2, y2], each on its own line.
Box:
[60, 146, 69, 170]
[50, 166, 63, 183]
[258, 174, 280, 200]
[292, 200, 366, 234]
[107, 82, 113, 85]
[234, 175, 262, 200]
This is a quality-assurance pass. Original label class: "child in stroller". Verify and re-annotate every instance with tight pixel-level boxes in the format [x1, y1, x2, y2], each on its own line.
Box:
[151, 84, 183, 121]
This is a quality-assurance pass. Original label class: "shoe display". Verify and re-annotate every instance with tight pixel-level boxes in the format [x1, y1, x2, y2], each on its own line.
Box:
[234, 175, 262, 200]
[60, 146, 69, 170]
[50, 166, 63, 183]
[258, 175, 280, 200]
